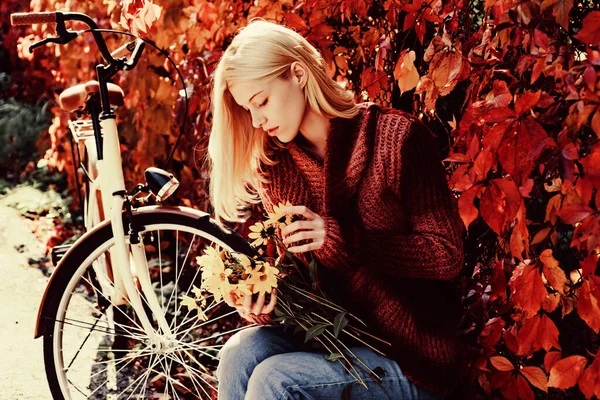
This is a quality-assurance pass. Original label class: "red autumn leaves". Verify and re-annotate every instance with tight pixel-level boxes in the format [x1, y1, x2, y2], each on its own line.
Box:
[486, 353, 600, 397]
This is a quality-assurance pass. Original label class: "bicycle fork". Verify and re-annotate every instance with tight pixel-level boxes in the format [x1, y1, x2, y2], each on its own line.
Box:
[98, 118, 173, 342]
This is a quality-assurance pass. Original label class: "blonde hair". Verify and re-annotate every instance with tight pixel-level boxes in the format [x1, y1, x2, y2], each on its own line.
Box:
[207, 19, 359, 227]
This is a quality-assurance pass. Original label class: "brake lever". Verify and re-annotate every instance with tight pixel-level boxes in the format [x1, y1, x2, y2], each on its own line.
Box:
[29, 35, 72, 51]
[28, 16, 78, 52]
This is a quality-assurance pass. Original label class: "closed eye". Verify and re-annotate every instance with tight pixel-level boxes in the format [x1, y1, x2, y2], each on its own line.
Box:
[259, 98, 268, 107]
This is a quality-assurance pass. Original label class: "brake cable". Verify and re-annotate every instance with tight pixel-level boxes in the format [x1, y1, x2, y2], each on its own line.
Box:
[79, 28, 190, 171]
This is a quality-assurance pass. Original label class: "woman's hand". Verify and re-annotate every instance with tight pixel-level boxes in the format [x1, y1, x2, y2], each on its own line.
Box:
[280, 206, 325, 253]
[226, 289, 278, 324]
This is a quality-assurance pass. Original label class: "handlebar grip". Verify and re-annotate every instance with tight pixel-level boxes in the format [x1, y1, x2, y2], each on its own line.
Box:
[10, 12, 57, 26]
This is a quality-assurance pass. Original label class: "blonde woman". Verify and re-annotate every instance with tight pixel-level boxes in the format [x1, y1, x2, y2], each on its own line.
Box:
[207, 19, 465, 400]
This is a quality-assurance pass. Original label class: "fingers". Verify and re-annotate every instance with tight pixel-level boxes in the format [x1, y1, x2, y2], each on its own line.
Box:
[243, 293, 252, 315]
[261, 289, 278, 314]
[281, 220, 318, 237]
[279, 206, 316, 220]
[283, 229, 324, 245]
[287, 239, 324, 253]
[252, 291, 266, 315]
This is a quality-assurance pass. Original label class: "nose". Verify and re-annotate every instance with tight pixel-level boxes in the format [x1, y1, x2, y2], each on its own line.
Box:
[250, 110, 266, 129]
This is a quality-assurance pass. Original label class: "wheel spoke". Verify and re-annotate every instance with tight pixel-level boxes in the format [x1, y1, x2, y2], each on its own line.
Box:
[122, 353, 160, 400]
[167, 234, 198, 331]
[168, 352, 209, 399]
[186, 325, 252, 346]
[81, 275, 145, 334]
[175, 309, 237, 339]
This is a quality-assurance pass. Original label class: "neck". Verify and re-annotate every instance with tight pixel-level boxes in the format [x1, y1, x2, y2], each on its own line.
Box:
[298, 108, 330, 160]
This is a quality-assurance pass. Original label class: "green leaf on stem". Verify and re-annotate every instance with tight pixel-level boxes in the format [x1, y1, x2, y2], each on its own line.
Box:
[305, 323, 329, 343]
[324, 352, 345, 362]
[334, 312, 349, 338]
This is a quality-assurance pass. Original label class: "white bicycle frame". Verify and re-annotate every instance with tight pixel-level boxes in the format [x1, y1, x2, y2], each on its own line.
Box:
[73, 117, 174, 343]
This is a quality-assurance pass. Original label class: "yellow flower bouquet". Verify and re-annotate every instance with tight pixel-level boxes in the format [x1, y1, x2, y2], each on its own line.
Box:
[180, 202, 389, 388]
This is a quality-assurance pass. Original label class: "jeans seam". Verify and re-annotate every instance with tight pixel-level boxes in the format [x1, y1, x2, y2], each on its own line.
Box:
[281, 376, 403, 398]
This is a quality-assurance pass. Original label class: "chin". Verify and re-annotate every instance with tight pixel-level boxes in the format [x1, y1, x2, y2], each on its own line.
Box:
[277, 131, 298, 144]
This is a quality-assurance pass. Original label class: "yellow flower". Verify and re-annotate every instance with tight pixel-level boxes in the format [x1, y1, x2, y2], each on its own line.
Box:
[199, 249, 234, 303]
[266, 201, 294, 229]
[245, 261, 279, 294]
[179, 294, 198, 312]
[231, 252, 252, 270]
[248, 221, 276, 247]
[196, 246, 226, 277]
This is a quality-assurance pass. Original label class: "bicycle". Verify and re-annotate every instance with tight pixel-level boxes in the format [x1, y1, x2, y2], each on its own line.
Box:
[11, 11, 256, 399]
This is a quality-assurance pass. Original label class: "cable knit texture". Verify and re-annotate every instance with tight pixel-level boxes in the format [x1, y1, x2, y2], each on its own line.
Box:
[259, 102, 465, 396]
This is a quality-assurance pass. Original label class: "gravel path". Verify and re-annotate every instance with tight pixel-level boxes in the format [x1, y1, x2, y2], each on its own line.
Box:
[0, 187, 54, 399]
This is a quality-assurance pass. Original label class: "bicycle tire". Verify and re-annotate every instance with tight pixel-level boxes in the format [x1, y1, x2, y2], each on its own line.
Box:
[42, 208, 255, 399]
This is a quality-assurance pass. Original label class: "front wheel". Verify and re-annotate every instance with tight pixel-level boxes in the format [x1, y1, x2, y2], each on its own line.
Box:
[42, 209, 254, 399]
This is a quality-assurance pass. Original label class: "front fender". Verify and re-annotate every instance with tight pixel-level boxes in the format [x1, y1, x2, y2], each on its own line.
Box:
[34, 206, 255, 338]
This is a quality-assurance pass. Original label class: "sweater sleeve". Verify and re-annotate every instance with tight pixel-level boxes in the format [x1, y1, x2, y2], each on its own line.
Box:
[312, 216, 360, 271]
[261, 169, 359, 271]
[364, 118, 464, 280]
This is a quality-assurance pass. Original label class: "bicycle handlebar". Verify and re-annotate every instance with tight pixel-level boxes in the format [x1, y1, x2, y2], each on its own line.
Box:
[11, 12, 57, 25]
[10, 11, 117, 65]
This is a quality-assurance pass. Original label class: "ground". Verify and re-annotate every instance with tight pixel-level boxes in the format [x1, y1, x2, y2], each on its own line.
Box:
[0, 185, 61, 399]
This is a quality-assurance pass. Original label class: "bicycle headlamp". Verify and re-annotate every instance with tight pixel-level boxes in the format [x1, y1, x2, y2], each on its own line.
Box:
[145, 167, 179, 201]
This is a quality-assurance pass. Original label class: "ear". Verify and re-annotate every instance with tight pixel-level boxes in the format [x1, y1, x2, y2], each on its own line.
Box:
[290, 62, 307, 89]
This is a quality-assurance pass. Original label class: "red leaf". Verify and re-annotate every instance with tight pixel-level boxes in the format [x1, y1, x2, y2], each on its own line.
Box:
[580, 253, 598, 277]
[577, 276, 600, 333]
[591, 108, 600, 139]
[538, 314, 561, 352]
[578, 351, 600, 399]
[498, 375, 519, 399]
[541, 0, 573, 30]
[517, 315, 541, 355]
[479, 317, 506, 355]
[498, 119, 548, 185]
[532, 227, 552, 245]
[557, 202, 595, 224]
[515, 91, 541, 116]
[510, 202, 529, 261]
[548, 355, 588, 389]
[574, 11, 600, 46]
[562, 142, 580, 160]
[542, 293, 560, 313]
[540, 249, 567, 294]
[393, 50, 420, 94]
[284, 13, 309, 34]
[480, 178, 521, 235]
[490, 356, 515, 371]
[545, 351, 562, 372]
[521, 366, 548, 393]
[360, 66, 386, 99]
[458, 184, 482, 230]
[509, 262, 547, 319]
[473, 146, 495, 180]
[430, 51, 464, 96]
[489, 260, 508, 302]
[516, 373, 535, 400]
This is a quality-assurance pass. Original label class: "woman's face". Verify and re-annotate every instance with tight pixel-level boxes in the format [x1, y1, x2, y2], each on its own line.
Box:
[228, 64, 307, 144]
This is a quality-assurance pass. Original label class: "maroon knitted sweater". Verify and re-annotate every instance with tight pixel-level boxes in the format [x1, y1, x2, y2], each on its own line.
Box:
[259, 102, 465, 396]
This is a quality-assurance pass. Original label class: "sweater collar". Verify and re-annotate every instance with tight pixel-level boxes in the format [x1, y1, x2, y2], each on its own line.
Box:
[287, 102, 380, 219]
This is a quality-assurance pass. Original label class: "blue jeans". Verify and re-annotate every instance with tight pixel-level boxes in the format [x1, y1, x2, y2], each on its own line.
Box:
[216, 326, 441, 399]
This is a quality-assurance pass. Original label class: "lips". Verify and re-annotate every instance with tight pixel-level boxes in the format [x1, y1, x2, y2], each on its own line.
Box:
[267, 127, 279, 136]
